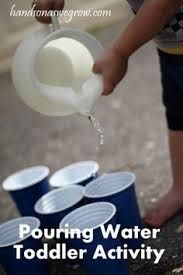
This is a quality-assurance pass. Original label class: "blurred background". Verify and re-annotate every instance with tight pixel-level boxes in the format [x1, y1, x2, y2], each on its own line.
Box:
[0, 1, 182, 274]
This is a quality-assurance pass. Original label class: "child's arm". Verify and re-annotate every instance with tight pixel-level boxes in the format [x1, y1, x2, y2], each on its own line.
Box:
[32, 0, 182, 95]
[94, 0, 183, 95]
[113, 0, 182, 58]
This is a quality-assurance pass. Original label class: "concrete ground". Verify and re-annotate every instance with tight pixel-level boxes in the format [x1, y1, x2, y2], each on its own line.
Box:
[0, 23, 183, 274]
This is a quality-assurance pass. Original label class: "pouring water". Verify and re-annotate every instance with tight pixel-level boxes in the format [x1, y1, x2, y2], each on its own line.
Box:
[87, 114, 104, 147]
[12, 17, 104, 148]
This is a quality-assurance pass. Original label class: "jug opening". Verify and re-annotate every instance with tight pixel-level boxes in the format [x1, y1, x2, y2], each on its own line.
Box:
[35, 37, 95, 92]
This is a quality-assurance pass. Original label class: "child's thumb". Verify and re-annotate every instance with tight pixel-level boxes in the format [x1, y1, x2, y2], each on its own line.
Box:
[92, 62, 102, 74]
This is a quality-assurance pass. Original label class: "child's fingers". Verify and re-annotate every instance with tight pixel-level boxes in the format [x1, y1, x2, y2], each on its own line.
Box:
[93, 60, 119, 95]
[102, 72, 116, 96]
[93, 63, 116, 95]
[32, 0, 65, 24]
[53, 0, 65, 11]
[92, 62, 102, 74]
[32, 0, 53, 24]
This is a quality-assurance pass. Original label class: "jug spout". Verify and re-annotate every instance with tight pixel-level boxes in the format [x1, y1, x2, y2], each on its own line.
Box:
[78, 75, 103, 115]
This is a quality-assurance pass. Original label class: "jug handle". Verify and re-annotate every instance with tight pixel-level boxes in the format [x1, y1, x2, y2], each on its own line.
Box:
[51, 16, 60, 32]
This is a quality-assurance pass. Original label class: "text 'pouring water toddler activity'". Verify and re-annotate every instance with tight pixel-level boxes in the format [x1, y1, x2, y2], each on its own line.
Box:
[1, 0, 183, 274]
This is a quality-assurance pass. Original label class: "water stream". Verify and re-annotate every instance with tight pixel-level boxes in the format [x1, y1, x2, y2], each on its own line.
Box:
[87, 114, 104, 147]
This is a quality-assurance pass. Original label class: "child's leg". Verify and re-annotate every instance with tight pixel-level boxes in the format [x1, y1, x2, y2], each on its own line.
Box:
[144, 50, 183, 227]
[144, 130, 183, 227]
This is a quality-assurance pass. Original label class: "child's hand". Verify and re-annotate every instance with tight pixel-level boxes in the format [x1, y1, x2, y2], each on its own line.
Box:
[32, 0, 65, 24]
[93, 48, 128, 95]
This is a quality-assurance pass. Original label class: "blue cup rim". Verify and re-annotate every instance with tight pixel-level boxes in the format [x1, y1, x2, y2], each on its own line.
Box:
[34, 185, 84, 215]
[49, 161, 99, 188]
[2, 166, 50, 191]
[84, 171, 136, 199]
[59, 202, 116, 231]
[0, 217, 40, 248]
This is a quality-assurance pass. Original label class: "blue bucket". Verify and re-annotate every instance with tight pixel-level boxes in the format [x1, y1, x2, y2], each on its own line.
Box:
[84, 172, 143, 248]
[2, 166, 50, 216]
[49, 161, 99, 188]
[0, 217, 50, 275]
[60, 202, 129, 275]
[34, 185, 84, 229]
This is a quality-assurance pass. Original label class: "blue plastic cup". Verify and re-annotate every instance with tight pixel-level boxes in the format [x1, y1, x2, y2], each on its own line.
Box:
[60, 202, 129, 275]
[84, 172, 143, 249]
[0, 217, 50, 275]
[49, 161, 99, 188]
[34, 185, 84, 230]
[35, 185, 84, 267]
[2, 166, 50, 216]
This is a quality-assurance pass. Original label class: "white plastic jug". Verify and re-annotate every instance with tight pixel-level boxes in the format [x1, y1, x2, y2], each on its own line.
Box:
[12, 18, 104, 116]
